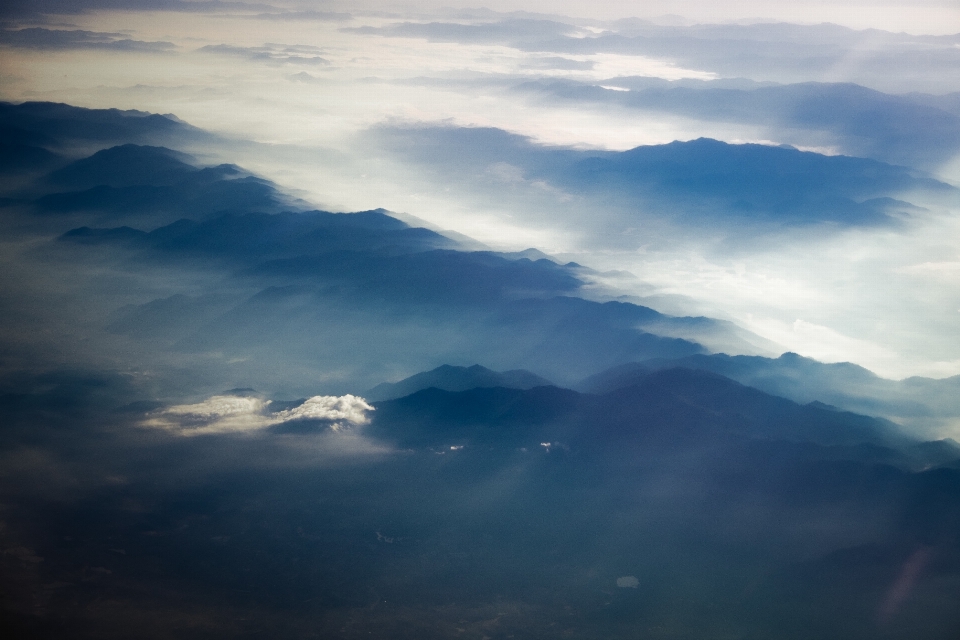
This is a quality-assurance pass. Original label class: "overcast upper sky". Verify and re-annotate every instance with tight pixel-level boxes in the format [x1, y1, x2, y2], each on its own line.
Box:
[1, 0, 959, 380]
[4, 0, 956, 34]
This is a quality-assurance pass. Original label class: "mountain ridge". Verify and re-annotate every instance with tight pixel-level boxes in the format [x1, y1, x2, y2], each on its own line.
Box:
[366, 363, 554, 401]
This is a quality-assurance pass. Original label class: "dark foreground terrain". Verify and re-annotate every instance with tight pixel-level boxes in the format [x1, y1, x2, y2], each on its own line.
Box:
[2, 367, 960, 639]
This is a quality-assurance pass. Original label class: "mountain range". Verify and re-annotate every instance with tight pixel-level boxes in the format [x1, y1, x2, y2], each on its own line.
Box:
[2, 101, 960, 639]
[372, 124, 956, 235]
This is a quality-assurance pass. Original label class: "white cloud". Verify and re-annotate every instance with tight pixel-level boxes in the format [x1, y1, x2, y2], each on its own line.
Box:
[616, 575, 639, 588]
[143, 394, 375, 436]
[147, 395, 270, 434]
[273, 395, 375, 431]
[742, 316, 899, 370]
[898, 261, 960, 279]
[367, 0, 959, 35]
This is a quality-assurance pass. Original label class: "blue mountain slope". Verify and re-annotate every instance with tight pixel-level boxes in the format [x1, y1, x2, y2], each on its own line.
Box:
[371, 367, 916, 452]
[373, 125, 954, 228]
[29, 145, 300, 225]
[0, 124, 63, 175]
[63, 209, 458, 257]
[46, 144, 198, 189]
[515, 80, 960, 168]
[561, 138, 941, 224]
[366, 364, 554, 401]
[55, 203, 703, 387]
[36, 174, 287, 220]
[580, 352, 960, 436]
[40, 165, 709, 388]
[0, 103, 890, 397]
[904, 91, 960, 117]
[578, 352, 882, 395]
[0, 101, 202, 149]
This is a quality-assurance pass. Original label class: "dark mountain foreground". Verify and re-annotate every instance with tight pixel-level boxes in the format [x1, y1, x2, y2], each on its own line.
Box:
[580, 352, 960, 436]
[2, 367, 960, 639]
[366, 364, 553, 401]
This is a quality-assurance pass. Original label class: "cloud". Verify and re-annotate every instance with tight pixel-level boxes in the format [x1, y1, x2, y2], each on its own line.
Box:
[252, 10, 352, 22]
[742, 317, 899, 371]
[273, 395, 375, 431]
[0, 0, 267, 20]
[287, 71, 324, 83]
[616, 575, 639, 588]
[342, 18, 583, 46]
[143, 394, 374, 436]
[198, 43, 330, 65]
[344, 18, 960, 93]
[519, 56, 594, 71]
[512, 78, 960, 170]
[539, 27, 960, 94]
[143, 395, 269, 435]
[898, 260, 960, 279]
[0, 28, 175, 52]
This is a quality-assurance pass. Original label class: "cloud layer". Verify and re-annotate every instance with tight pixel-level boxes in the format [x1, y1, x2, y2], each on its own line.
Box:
[144, 394, 375, 435]
[0, 27, 175, 52]
[1, 4, 958, 383]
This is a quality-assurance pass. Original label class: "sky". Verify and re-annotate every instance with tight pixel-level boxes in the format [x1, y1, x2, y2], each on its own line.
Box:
[1, 0, 959, 380]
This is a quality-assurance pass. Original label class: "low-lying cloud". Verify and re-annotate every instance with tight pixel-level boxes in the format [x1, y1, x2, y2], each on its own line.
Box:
[198, 43, 330, 65]
[273, 395, 376, 430]
[0, 27, 175, 52]
[342, 18, 584, 46]
[252, 10, 353, 22]
[143, 394, 375, 436]
[0, 0, 255, 20]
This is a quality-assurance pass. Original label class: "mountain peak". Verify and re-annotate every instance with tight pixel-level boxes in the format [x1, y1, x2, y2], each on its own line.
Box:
[47, 143, 197, 189]
[366, 364, 553, 402]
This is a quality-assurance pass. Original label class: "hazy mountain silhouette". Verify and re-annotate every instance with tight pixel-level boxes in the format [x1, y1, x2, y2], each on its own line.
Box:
[371, 367, 917, 453]
[366, 364, 554, 401]
[57, 214, 707, 386]
[46, 144, 198, 189]
[0, 102, 944, 396]
[515, 79, 960, 169]
[29, 145, 300, 225]
[0, 124, 62, 175]
[374, 125, 954, 228]
[0, 100, 203, 151]
[64, 208, 460, 258]
[36, 150, 733, 388]
[580, 352, 960, 436]
[559, 138, 949, 224]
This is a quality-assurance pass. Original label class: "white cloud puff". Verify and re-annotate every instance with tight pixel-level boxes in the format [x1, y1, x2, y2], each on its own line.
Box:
[163, 395, 266, 419]
[273, 395, 374, 431]
[617, 575, 640, 588]
[143, 394, 374, 436]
